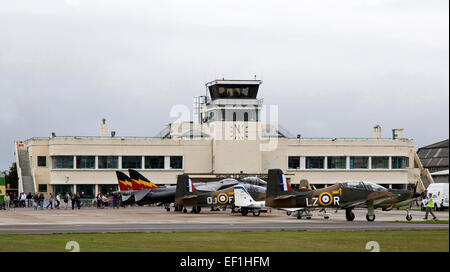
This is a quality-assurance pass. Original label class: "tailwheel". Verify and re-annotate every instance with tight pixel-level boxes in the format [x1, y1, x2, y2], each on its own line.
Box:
[406, 214, 412, 221]
[366, 214, 375, 222]
[345, 208, 355, 221]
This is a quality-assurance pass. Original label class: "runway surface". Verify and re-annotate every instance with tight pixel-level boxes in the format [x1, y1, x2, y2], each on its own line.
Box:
[0, 206, 448, 234]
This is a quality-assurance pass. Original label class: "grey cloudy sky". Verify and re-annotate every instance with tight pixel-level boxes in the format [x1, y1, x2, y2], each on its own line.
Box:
[0, 0, 448, 171]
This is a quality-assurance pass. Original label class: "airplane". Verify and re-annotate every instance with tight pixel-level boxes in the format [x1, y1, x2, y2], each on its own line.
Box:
[115, 170, 266, 211]
[175, 174, 266, 213]
[265, 169, 421, 221]
[233, 185, 269, 216]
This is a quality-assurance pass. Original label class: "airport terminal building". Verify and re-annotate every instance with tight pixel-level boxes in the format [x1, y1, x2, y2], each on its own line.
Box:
[15, 80, 432, 198]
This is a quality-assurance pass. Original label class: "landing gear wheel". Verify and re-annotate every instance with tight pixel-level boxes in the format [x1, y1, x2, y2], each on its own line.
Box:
[183, 208, 187, 213]
[286, 211, 292, 216]
[366, 214, 376, 222]
[406, 214, 412, 221]
[306, 216, 311, 220]
[241, 208, 248, 216]
[166, 208, 170, 212]
[232, 205, 239, 213]
[324, 216, 329, 219]
[253, 210, 260, 216]
[345, 209, 355, 221]
[192, 206, 201, 213]
[296, 213, 302, 220]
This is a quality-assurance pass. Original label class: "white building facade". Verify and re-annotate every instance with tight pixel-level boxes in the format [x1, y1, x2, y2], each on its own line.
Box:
[15, 80, 430, 198]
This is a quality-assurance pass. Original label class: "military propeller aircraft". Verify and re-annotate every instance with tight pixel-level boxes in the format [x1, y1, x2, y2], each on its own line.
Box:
[175, 174, 266, 213]
[115, 170, 266, 211]
[265, 169, 421, 221]
[233, 185, 269, 216]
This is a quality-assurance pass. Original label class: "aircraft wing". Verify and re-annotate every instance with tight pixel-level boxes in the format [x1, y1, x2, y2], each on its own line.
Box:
[340, 194, 401, 209]
[274, 195, 296, 200]
[179, 195, 198, 200]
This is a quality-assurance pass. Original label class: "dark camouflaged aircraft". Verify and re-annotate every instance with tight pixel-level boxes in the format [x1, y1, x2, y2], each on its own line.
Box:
[265, 169, 421, 221]
[175, 174, 266, 213]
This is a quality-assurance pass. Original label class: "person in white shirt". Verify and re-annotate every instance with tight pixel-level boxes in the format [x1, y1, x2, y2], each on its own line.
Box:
[55, 193, 61, 209]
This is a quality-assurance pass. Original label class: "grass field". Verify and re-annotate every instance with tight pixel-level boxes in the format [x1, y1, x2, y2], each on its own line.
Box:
[0, 229, 448, 252]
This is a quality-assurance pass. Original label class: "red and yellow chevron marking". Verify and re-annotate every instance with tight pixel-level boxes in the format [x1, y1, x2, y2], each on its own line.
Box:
[119, 180, 132, 187]
[138, 179, 159, 189]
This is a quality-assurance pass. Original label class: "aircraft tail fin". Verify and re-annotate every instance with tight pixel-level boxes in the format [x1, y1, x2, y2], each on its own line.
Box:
[267, 169, 292, 199]
[234, 185, 256, 207]
[175, 174, 195, 199]
[116, 171, 133, 191]
[129, 169, 159, 190]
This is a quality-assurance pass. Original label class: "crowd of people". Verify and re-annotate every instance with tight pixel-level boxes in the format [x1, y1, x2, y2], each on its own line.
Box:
[0, 191, 122, 210]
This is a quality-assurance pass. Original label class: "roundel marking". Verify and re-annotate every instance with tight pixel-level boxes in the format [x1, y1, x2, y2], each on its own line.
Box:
[318, 192, 333, 206]
[217, 193, 229, 205]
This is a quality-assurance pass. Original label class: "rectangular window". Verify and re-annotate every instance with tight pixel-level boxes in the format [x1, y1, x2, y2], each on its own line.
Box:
[306, 157, 325, 169]
[76, 184, 95, 198]
[122, 156, 142, 169]
[350, 156, 369, 169]
[372, 156, 389, 169]
[52, 156, 74, 169]
[170, 156, 183, 169]
[53, 185, 73, 196]
[99, 184, 118, 195]
[288, 156, 300, 169]
[38, 184, 47, 192]
[327, 156, 346, 169]
[392, 156, 409, 169]
[37, 156, 47, 167]
[76, 156, 95, 169]
[98, 156, 118, 169]
[145, 156, 165, 169]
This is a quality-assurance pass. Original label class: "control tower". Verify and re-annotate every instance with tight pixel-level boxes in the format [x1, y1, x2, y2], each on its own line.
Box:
[198, 79, 264, 140]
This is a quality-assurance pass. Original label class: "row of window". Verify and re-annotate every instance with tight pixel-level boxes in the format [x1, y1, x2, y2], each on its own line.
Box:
[38, 184, 119, 198]
[288, 156, 409, 170]
[39, 156, 183, 170]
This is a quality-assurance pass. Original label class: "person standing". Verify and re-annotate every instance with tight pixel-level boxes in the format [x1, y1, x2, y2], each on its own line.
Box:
[4, 193, 11, 210]
[46, 193, 54, 209]
[55, 193, 61, 209]
[424, 193, 438, 220]
[39, 194, 45, 210]
[32, 193, 39, 210]
[26, 193, 32, 208]
[20, 192, 27, 208]
[63, 192, 70, 209]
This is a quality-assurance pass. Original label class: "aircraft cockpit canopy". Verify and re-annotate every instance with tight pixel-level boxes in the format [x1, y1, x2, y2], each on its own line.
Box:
[341, 181, 387, 192]
[240, 177, 267, 187]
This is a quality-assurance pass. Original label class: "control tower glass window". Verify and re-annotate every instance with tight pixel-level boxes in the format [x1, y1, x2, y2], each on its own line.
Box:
[209, 84, 259, 100]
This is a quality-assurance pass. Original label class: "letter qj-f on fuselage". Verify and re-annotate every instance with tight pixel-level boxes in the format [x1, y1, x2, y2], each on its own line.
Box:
[265, 169, 421, 221]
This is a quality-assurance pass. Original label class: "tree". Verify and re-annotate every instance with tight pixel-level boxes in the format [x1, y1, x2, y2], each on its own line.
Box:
[5, 162, 18, 189]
